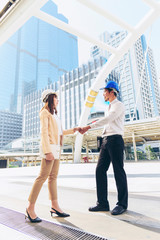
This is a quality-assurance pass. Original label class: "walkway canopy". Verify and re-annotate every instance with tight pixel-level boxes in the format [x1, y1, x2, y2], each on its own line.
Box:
[64, 117, 160, 148]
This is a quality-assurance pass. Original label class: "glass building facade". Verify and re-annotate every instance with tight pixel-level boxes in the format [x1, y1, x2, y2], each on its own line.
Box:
[91, 31, 160, 121]
[0, 0, 78, 113]
[0, 110, 22, 149]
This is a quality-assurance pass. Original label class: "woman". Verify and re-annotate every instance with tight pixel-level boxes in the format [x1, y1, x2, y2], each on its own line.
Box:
[26, 89, 79, 222]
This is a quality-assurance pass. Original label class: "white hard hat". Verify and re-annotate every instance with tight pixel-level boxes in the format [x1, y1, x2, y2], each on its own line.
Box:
[42, 89, 57, 103]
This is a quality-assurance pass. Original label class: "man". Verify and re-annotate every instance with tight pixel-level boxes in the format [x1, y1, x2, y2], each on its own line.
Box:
[80, 81, 128, 215]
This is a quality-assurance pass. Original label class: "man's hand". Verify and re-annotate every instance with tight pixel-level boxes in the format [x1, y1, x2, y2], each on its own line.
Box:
[45, 152, 54, 161]
[79, 126, 91, 134]
[73, 127, 81, 133]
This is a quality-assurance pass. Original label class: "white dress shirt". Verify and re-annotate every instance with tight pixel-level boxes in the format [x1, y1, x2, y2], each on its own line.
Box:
[53, 114, 63, 145]
[90, 98, 125, 137]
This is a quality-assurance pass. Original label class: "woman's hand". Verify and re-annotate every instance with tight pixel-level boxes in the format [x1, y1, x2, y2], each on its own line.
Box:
[79, 126, 91, 134]
[45, 152, 54, 161]
[73, 127, 81, 133]
[60, 135, 63, 146]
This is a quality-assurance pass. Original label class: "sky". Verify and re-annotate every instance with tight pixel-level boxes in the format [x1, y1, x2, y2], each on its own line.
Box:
[0, 0, 160, 75]
[51, 0, 160, 76]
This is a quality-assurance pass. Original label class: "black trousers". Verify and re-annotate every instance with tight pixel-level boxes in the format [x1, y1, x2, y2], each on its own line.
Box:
[96, 135, 128, 209]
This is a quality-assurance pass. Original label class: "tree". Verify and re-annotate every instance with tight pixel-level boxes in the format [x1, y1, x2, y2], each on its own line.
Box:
[145, 145, 157, 160]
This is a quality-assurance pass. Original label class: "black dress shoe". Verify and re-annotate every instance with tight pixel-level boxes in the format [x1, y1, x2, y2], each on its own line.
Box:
[111, 206, 126, 215]
[89, 205, 110, 212]
[25, 209, 42, 223]
[50, 208, 70, 217]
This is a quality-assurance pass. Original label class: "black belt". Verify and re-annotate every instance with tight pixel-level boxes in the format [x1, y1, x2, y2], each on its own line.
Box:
[103, 134, 122, 139]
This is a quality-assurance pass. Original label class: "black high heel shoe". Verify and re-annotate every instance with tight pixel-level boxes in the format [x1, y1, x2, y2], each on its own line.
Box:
[25, 209, 42, 223]
[50, 208, 70, 218]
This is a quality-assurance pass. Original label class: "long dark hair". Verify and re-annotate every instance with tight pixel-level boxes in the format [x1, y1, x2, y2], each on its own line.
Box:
[47, 94, 58, 115]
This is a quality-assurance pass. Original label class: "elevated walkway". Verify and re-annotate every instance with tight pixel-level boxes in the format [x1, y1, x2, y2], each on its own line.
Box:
[1, 117, 160, 166]
[0, 162, 160, 239]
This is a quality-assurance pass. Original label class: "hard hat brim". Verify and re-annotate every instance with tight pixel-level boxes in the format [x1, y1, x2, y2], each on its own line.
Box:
[100, 87, 119, 93]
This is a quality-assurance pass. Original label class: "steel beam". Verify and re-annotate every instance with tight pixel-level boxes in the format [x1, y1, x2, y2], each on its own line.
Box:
[0, 0, 48, 47]
[77, 0, 134, 32]
[142, 0, 160, 9]
[35, 10, 117, 54]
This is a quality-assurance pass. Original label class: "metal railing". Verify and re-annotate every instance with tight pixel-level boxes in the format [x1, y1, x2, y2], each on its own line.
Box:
[1, 149, 160, 168]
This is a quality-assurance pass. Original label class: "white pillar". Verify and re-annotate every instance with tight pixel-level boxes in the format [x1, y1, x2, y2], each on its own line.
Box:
[72, 143, 74, 162]
[132, 132, 138, 162]
[74, 106, 91, 163]
[7, 158, 9, 168]
[74, 133, 83, 163]
[86, 142, 89, 158]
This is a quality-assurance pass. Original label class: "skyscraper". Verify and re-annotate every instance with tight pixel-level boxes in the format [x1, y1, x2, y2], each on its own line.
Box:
[0, 110, 22, 149]
[91, 31, 160, 121]
[0, 0, 78, 113]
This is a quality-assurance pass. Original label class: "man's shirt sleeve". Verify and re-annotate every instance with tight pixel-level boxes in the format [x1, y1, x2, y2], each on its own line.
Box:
[90, 102, 124, 129]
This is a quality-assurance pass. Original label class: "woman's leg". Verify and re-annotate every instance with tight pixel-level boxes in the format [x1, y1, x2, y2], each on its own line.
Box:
[48, 160, 63, 212]
[27, 158, 54, 218]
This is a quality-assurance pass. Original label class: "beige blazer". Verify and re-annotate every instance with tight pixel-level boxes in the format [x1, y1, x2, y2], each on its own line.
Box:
[40, 106, 74, 154]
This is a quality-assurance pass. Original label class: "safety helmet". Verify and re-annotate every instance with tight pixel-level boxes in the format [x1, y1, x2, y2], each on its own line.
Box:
[42, 89, 57, 103]
[100, 81, 119, 92]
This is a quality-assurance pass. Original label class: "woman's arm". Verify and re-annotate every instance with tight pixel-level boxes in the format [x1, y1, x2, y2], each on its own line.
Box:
[60, 135, 63, 146]
[40, 110, 51, 154]
[63, 127, 80, 135]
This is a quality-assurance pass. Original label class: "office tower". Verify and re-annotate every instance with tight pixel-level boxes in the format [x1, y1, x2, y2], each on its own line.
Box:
[0, 111, 22, 149]
[23, 56, 119, 138]
[146, 46, 160, 115]
[91, 31, 160, 120]
[0, 0, 78, 113]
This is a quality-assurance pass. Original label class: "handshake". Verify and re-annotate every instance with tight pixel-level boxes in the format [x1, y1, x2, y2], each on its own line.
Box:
[73, 126, 91, 134]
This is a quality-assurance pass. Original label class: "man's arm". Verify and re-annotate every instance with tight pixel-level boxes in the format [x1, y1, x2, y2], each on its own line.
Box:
[90, 102, 124, 129]
[79, 102, 124, 135]
[79, 103, 125, 134]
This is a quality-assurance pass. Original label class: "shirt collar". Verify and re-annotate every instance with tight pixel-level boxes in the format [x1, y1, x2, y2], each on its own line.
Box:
[110, 98, 118, 105]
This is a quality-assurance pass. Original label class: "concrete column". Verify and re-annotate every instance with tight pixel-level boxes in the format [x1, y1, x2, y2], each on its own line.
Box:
[132, 132, 137, 162]
[7, 158, 9, 168]
[34, 158, 36, 166]
[27, 157, 29, 167]
[86, 142, 89, 158]
[24, 136, 26, 153]
[74, 133, 83, 163]
[72, 143, 74, 162]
